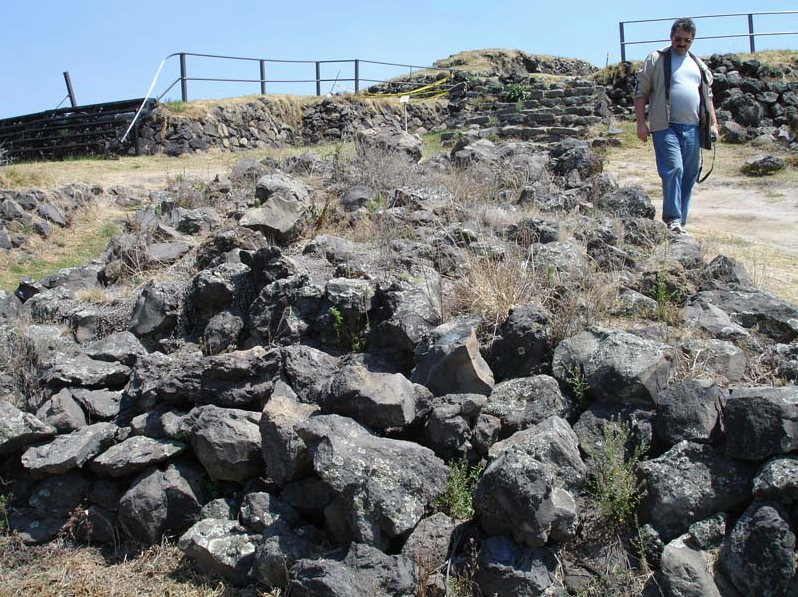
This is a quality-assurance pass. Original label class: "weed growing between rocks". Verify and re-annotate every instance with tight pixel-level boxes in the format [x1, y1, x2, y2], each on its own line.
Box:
[434, 458, 483, 521]
[583, 420, 648, 525]
[0, 326, 44, 410]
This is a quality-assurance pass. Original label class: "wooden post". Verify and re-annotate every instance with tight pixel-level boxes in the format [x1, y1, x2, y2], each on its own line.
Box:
[354, 59, 359, 94]
[316, 62, 321, 96]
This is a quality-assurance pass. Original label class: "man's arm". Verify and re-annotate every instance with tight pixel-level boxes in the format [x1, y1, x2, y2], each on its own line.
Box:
[634, 96, 649, 142]
[708, 97, 719, 139]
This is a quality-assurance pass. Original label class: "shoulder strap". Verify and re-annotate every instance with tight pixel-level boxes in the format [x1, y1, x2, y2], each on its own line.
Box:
[659, 49, 672, 101]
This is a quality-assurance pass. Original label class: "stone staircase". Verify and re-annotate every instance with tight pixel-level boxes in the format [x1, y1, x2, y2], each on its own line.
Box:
[444, 77, 610, 144]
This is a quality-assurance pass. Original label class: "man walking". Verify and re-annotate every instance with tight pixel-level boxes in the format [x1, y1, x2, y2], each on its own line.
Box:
[634, 17, 719, 234]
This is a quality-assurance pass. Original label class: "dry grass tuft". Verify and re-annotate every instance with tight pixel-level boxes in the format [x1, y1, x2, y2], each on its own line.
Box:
[0, 536, 278, 597]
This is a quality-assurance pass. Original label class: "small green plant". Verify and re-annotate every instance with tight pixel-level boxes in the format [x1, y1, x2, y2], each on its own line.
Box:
[366, 193, 384, 213]
[504, 83, 530, 102]
[328, 306, 369, 352]
[0, 491, 10, 532]
[434, 458, 483, 521]
[99, 222, 120, 238]
[584, 419, 648, 525]
[565, 364, 590, 407]
[654, 269, 682, 323]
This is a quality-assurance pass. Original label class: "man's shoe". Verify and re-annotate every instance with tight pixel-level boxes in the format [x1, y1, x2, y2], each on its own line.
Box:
[667, 220, 685, 234]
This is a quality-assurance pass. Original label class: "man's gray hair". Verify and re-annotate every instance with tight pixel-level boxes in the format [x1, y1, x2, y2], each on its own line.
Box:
[671, 17, 696, 38]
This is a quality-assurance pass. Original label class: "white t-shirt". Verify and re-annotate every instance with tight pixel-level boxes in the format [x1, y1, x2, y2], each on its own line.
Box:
[670, 50, 701, 125]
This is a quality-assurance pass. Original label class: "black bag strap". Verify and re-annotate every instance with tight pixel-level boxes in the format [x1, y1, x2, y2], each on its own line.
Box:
[658, 49, 672, 101]
[697, 140, 715, 183]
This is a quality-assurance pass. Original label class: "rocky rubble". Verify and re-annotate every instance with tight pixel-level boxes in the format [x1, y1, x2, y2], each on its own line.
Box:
[1, 128, 797, 597]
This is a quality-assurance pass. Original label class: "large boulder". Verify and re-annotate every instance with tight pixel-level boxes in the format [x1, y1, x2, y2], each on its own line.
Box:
[179, 518, 259, 584]
[289, 542, 417, 597]
[321, 364, 418, 429]
[552, 326, 673, 404]
[190, 405, 264, 483]
[118, 461, 207, 545]
[297, 414, 448, 549]
[596, 186, 655, 219]
[475, 417, 585, 546]
[260, 388, 319, 487]
[723, 386, 798, 460]
[659, 538, 721, 597]
[653, 379, 724, 445]
[474, 536, 558, 597]
[424, 393, 499, 461]
[411, 321, 494, 397]
[90, 436, 187, 478]
[485, 303, 552, 381]
[356, 125, 423, 162]
[483, 375, 572, 439]
[718, 501, 797, 597]
[637, 441, 757, 540]
[21, 422, 120, 474]
[0, 400, 57, 455]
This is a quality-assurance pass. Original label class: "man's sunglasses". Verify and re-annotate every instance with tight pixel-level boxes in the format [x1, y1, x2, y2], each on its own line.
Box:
[673, 36, 693, 43]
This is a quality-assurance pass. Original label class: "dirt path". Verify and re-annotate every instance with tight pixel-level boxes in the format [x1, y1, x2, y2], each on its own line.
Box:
[604, 141, 798, 302]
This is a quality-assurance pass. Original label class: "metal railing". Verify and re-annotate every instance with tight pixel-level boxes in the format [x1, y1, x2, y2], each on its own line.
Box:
[619, 11, 798, 62]
[155, 52, 454, 102]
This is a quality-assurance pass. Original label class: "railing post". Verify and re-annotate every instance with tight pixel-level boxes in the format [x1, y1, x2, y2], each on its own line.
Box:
[260, 60, 266, 95]
[747, 14, 756, 53]
[62, 71, 77, 108]
[180, 53, 188, 102]
[619, 22, 626, 62]
[316, 61, 321, 96]
[354, 59, 359, 94]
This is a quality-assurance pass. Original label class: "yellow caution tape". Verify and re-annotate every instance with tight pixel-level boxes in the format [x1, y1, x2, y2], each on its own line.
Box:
[363, 76, 450, 98]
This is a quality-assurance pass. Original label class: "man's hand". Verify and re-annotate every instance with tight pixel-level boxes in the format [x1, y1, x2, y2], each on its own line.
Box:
[636, 122, 649, 143]
[711, 124, 719, 141]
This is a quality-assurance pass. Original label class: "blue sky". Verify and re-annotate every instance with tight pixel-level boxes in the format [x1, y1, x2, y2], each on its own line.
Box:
[1, 1, 797, 118]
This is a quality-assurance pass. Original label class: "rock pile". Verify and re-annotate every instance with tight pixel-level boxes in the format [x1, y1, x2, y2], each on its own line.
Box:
[1, 128, 797, 596]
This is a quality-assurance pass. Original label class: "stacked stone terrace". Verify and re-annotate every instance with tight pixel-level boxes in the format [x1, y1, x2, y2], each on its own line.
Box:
[450, 78, 608, 143]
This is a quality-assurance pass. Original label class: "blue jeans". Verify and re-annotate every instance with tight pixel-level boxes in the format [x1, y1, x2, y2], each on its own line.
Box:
[652, 123, 699, 226]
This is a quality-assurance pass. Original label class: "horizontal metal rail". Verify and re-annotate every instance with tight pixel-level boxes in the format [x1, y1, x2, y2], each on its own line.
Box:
[159, 52, 457, 102]
[619, 11, 798, 61]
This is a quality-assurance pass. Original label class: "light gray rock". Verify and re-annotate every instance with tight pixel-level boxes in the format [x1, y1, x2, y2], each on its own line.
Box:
[281, 345, 340, 404]
[0, 399, 57, 457]
[411, 321, 494, 397]
[90, 436, 186, 478]
[297, 414, 448, 549]
[35, 389, 87, 433]
[484, 375, 571, 439]
[260, 390, 319, 486]
[357, 125, 423, 162]
[659, 538, 721, 597]
[70, 388, 123, 420]
[179, 518, 258, 584]
[552, 326, 672, 404]
[240, 491, 301, 534]
[752, 456, 798, 503]
[694, 287, 798, 343]
[255, 172, 310, 203]
[85, 331, 147, 367]
[322, 364, 417, 429]
[191, 405, 264, 483]
[21, 422, 119, 474]
[42, 354, 131, 391]
[679, 338, 747, 383]
[240, 198, 308, 245]
[424, 393, 495, 460]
